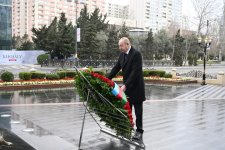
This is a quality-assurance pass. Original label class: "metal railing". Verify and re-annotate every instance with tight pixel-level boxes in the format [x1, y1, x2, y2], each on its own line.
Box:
[177, 70, 217, 79]
[41, 59, 175, 68]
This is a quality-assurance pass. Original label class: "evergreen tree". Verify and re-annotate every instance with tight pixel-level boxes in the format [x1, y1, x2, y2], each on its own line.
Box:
[106, 25, 119, 59]
[154, 29, 172, 60]
[77, 5, 89, 29]
[16, 34, 35, 50]
[32, 25, 49, 50]
[118, 22, 130, 39]
[96, 31, 107, 59]
[46, 17, 58, 58]
[173, 29, 185, 66]
[32, 13, 75, 59]
[145, 29, 154, 60]
[77, 5, 108, 59]
[90, 8, 108, 32]
[18, 41, 35, 50]
[61, 22, 75, 58]
[12, 35, 22, 49]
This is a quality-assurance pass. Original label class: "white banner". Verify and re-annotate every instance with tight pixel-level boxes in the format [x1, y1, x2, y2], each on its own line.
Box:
[0, 50, 45, 65]
[77, 28, 80, 42]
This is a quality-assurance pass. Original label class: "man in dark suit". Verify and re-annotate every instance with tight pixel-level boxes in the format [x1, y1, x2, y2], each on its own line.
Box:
[108, 37, 146, 141]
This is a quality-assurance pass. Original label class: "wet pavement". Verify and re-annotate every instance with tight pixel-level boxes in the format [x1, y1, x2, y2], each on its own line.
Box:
[0, 84, 200, 105]
[1, 84, 225, 149]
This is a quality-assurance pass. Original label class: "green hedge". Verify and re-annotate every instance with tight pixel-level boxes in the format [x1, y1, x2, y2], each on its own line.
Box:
[66, 71, 77, 78]
[164, 73, 172, 78]
[46, 74, 60, 80]
[57, 71, 77, 79]
[149, 70, 165, 77]
[143, 70, 166, 77]
[113, 70, 170, 78]
[1, 71, 14, 82]
[19, 72, 31, 80]
[37, 54, 49, 64]
[57, 71, 67, 79]
[143, 70, 150, 77]
[31, 72, 46, 79]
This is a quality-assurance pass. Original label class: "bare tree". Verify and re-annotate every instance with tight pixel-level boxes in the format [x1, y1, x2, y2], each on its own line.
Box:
[192, 0, 220, 35]
[167, 21, 180, 60]
[207, 18, 221, 59]
[218, 3, 225, 61]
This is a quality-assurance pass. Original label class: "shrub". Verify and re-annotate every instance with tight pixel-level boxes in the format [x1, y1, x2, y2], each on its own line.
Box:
[148, 70, 166, 77]
[46, 74, 59, 80]
[164, 73, 172, 78]
[66, 71, 77, 78]
[19, 72, 31, 80]
[37, 54, 49, 65]
[57, 71, 67, 79]
[1, 71, 14, 82]
[31, 72, 46, 79]
[157, 70, 166, 77]
[143, 70, 150, 77]
[57, 70, 77, 79]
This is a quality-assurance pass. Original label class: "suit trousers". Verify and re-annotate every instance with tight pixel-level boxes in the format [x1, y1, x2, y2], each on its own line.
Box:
[129, 101, 144, 134]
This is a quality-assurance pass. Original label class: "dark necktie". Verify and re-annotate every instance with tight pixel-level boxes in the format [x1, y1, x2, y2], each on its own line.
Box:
[124, 53, 127, 64]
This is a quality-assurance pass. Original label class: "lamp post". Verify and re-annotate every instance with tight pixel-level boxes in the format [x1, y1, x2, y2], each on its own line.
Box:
[198, 35, 212, 85]
[74, 0, 78, 67]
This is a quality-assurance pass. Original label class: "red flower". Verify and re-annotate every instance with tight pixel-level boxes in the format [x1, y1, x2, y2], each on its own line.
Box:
[90, 72, 114, 87]
[89, 71, 133, 126]
[124, 101, 134, 127]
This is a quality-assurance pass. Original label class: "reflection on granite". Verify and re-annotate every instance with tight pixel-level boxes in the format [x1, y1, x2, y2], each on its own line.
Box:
[0, 84, 200, 105]
[4, 84, 225, 150]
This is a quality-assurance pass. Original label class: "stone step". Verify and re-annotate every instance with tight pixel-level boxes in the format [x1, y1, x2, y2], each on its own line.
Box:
[174, 85, 225, 100]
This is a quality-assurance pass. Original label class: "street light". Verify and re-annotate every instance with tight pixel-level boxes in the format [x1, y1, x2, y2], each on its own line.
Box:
[198, 36, 212, 85]
[75, 0, 78, 67]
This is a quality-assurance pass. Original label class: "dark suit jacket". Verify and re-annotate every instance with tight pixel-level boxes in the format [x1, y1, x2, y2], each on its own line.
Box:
[108, 46, 146, 104]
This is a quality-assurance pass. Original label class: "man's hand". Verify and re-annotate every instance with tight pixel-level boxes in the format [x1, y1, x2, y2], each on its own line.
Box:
[121, 85, 126, 92]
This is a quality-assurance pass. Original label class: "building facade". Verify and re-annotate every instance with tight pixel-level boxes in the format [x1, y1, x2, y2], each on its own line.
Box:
[148, 0, 182, 33]
[12, 0, 105, 38]
[0, 0, 12, 50]
[128, 0, 150, 29]
[128, 0, 182, 33]
[105, 2, 136, 27]
[106, 3, 128, 19]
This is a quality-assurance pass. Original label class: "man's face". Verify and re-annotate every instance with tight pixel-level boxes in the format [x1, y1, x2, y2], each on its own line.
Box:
[119, 41, 129, 53]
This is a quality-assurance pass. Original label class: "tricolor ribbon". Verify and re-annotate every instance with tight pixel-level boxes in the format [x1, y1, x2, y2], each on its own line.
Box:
[111, 82, 134, 126]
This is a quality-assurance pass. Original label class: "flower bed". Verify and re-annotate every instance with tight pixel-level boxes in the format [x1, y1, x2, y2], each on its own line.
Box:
[113, 76, 197, 84]
[0, 78, 74, 90]
[0, 75, 197, 91]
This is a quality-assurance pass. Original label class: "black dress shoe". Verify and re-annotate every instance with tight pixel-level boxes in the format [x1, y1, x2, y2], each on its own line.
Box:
[132, 131, 142, 141]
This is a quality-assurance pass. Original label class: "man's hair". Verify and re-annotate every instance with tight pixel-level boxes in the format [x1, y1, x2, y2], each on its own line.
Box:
[119, 37, 131, 46]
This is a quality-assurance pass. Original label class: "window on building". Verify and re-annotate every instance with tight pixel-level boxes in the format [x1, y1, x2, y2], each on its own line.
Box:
[38, 5, 43, 9]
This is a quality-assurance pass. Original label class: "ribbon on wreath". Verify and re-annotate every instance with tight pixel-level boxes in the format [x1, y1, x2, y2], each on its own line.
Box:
[111, 82, 134, 126]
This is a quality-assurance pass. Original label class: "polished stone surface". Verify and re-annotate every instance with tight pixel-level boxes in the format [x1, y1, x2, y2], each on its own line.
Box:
[0, 84, 200, 105]
[1, 85, 225, 149]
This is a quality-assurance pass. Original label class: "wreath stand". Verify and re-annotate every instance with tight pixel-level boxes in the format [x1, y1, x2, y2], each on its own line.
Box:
[75, 67, 145, 150]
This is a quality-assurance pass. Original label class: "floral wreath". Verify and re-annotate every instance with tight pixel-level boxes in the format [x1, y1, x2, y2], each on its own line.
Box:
[75, 70, 133, 138]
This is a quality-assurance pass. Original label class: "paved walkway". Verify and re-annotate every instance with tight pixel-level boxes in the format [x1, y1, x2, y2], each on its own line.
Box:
[1, 85, 225, 149]
[174, 85, 225, 100]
